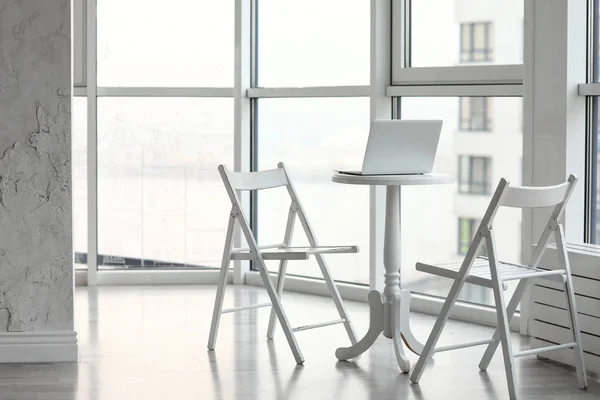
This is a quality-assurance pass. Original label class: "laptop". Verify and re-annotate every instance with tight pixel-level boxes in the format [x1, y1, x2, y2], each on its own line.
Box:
[336, 119, 443, 176]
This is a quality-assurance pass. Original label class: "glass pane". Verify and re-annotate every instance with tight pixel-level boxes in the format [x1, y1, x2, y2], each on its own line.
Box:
[258, 0, 369, 86]
[400, 97, 522, 306]
[97, 0, 234, 87]
[97, 98, 233, 269]
[73, 97, 87, 270]
[257, 98, 370, 284]
[411, 0, 523, 67]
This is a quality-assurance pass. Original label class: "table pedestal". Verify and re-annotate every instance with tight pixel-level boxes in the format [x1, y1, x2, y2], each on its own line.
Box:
[335, 185, 424, 373]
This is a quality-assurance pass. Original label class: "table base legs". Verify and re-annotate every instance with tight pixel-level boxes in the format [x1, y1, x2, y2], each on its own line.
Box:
[335, 289, 425, 373]
[335, 291, 383, 362]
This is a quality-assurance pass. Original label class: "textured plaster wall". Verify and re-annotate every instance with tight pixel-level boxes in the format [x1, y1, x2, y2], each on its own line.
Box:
[0, 0, 73, 332]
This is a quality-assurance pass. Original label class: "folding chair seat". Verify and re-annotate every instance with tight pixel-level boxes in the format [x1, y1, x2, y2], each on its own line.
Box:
[207, 162, 358, 364]
[410, 175, 587, 400]
[417, 257, 568, 290]
[230, 245, 359, 261]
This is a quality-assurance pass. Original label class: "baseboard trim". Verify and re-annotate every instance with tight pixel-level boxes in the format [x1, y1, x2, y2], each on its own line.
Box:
[75, 269, 232, 286]
[0, 331, 78, 362]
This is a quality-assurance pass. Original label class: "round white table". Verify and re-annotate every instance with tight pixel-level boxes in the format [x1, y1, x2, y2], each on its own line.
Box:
[332, 172, 453, 372]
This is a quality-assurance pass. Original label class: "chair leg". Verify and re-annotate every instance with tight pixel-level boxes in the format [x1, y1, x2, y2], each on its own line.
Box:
[564, 278, 588, 389]
[207, 259, 230, 350]
[267, 260, 289, 339]
[486, 234, 518, 400]
[411, 238, 486, 383]
[410, 267, 471, 383]
[207, 214, 236, 351]
[268, 205, 296, 340]
[314, 254, 358, 344]
[555, 225, 587, 389]
[479, 279, 529, 371]
[491, 280, 517, 400]
[257, 260, 304, 364]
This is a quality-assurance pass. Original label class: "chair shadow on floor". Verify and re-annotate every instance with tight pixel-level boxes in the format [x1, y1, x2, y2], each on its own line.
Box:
[334, 357, 501, 400]
[208, 346, 304, 400]
[208, 289, 305, 400]
[334, 359, 426, 400]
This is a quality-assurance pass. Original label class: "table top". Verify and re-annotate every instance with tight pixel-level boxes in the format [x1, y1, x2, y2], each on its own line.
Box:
[332, 172, 453, 186]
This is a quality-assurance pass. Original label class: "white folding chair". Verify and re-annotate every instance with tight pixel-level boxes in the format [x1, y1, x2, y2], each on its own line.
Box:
[410, 175, 587, 400]
[207, 162, 358, 364]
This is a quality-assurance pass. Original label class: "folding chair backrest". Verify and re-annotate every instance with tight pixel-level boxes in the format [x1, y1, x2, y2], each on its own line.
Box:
[220, 166, 289, 191]
[499, 175, 576, 209]
[218, 164, 290, 248]
[218, 163, 318, 255]
[479, 174, 577, 230]
[473, 174, 578, 269]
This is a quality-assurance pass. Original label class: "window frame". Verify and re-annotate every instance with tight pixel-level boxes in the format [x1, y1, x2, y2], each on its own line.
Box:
[248, 1, 373, 284]
[77, 0, 238, 286]
[76, 0, 374, 287]
[391, 0, 522, 86]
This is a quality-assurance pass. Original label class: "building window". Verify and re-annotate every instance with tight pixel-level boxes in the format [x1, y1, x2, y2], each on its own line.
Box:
[459, 97, 492, 131]
[460, 22, 493, 63]
[458, 218, 479, 255]
[458, 156, 492, 194]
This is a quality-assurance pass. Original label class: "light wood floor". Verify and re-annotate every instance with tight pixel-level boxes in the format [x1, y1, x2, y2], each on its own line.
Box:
[0, 285, 598, 400]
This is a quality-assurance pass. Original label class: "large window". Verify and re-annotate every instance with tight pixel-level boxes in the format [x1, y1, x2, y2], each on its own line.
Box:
[460, 22, 493, 63]
[97, 0, 234, 87]
[395, 0, 524, 304]
[399, 97, 522, 306]
[256, 100, 369, 284]
[76, 0, 235, 278]
[408, 0, 523, 68]
[74, 0, 533, 320]
[254, 1, 370, 285]
[97, 98, 233, 270]
[458, 156, 492, 194]
[257, 0, 369, 86]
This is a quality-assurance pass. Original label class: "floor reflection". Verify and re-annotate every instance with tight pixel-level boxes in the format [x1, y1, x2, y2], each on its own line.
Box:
[0, 285, 594, 400]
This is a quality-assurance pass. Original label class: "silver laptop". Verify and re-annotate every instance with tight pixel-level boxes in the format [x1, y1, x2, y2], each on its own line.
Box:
[337, 119, 443, 175]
